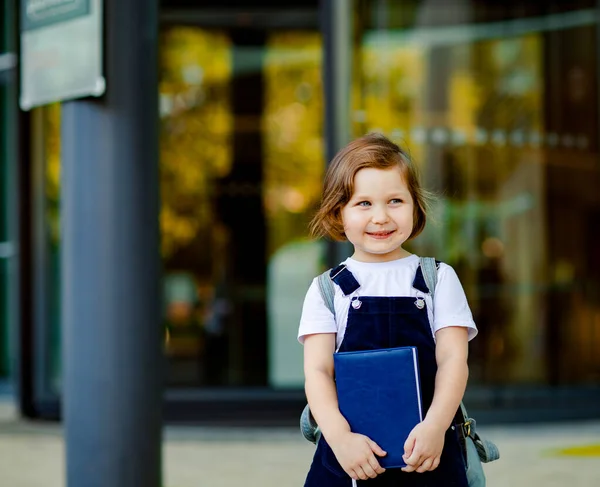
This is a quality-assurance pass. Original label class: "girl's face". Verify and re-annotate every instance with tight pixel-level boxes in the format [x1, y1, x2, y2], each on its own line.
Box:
[341, 166, 414, 263]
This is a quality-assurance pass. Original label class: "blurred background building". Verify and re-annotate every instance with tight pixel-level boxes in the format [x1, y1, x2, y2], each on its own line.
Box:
[1, 0, 599, 424]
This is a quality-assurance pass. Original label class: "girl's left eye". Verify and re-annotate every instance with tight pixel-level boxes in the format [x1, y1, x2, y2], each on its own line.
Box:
[390, 199, 403, 204]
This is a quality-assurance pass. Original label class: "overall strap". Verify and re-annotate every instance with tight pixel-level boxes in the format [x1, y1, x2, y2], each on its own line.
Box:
[316, 264, 361, 317]
[330, 264, 360, 295]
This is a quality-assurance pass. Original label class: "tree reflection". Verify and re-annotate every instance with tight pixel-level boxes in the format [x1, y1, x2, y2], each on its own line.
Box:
[263, 31, 324, 257]
[159, 27, 233, 259]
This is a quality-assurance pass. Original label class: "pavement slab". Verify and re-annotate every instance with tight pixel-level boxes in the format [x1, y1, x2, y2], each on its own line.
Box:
[1, 400, 599, 487]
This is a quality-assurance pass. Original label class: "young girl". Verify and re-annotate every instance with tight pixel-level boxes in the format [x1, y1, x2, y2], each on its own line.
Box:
[298, 133, 478, 486]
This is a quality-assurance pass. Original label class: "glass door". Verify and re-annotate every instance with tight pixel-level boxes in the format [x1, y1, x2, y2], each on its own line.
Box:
[159, 23, 325, 389]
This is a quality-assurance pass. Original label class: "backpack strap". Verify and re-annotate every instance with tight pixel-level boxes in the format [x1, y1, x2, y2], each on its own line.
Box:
[316, 269, 336, 317]
[419, 256, 438, 299]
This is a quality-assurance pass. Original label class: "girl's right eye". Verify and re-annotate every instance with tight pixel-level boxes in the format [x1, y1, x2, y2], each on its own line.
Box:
[357, 201, 371, 207]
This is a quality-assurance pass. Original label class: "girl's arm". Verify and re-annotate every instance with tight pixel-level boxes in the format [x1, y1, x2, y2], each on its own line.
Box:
[304, 333, 387, 480]
[427, 326, 469, 428]
[402, 326, 469, 473]
[303, 332, 350, 442]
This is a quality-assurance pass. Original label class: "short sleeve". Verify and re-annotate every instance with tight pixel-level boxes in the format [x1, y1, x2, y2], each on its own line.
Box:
[432, 264, 478, 340]
[297, 278, 337, 344]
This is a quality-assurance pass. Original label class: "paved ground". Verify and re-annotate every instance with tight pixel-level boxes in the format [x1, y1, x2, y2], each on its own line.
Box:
[1, 399, 599, 487]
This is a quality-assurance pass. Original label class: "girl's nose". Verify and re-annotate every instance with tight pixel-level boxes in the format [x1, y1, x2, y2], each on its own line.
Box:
[371, 205, 389, 224]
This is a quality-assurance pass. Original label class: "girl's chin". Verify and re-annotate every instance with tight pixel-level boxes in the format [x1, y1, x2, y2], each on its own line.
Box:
[353, 247, 406, 262]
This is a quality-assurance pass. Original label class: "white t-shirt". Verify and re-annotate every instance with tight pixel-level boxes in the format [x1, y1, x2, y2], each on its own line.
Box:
[298, 254, 477, 351]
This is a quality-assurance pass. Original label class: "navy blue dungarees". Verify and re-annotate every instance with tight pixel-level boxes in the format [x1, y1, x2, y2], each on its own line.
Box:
[304, 263, 468, 487]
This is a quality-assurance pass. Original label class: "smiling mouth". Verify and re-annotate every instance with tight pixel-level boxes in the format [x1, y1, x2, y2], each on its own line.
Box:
[367, 230, 396, 239]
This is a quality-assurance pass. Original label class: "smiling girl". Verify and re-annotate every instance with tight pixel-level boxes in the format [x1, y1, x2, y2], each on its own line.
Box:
[298, 133, 478, 486]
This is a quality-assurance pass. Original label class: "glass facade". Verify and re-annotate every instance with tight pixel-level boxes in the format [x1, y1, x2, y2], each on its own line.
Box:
[27, 11, 325, 399]
[352, 0, 600, 386]
[15, 1, 600, 420]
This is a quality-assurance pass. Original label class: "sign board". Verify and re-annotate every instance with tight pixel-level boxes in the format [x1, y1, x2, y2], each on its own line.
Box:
[20, 0, 104, 110]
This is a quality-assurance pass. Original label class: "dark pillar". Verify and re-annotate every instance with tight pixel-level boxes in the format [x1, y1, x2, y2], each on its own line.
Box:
[1, 0, 19, 384]
[60, 1, 162, 486]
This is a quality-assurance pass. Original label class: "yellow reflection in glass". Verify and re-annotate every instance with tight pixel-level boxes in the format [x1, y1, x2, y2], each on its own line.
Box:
[263, 31, 324, 257]
[355, 42, 426, 163]
[44, 103, 61, 245]
[159, 27, 232, 258]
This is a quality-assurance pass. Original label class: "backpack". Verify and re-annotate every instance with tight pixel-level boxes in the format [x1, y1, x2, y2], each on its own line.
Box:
[299, 257, 499, 486]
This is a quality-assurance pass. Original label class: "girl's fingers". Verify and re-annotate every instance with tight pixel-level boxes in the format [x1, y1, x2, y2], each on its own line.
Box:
[367, 454, 386, 475]
[403, 435, 416, 458]
[402, 450, 423, 472]
[430, 456, 441, 471]
[355, 465, 369, 481]
[367, 438, 387, 458]
[416, 457, 433, 473]
[360, 462, 378, 479]
[403, 450, 422, 469]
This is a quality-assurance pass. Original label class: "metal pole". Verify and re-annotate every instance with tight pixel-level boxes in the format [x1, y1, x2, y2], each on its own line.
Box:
[323, 0, 352, 161]
[322, 0, 354, 266]
[0, 0, 18, 386]
[60, 0, 162, 486]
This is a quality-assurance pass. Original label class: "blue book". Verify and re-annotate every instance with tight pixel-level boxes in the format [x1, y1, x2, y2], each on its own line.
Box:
[334, 346, 423, 469]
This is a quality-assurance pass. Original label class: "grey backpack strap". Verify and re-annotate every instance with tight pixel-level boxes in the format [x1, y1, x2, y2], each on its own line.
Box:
[420, 256, 438, 298]
[316, 269, 336, 317]
[301, 269, 335, 445]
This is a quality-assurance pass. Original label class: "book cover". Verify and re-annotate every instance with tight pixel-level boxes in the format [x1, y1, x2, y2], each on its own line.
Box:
[334, 346, 423, 469]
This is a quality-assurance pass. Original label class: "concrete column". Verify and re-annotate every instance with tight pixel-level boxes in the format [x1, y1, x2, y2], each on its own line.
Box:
[60, 1, 162, 486]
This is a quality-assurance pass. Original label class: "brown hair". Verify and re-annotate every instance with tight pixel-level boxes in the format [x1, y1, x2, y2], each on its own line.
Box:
[309, 132, 431, 241]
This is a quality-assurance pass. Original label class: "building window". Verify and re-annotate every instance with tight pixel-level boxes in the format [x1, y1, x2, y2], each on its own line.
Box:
[352, 0, 600, 385]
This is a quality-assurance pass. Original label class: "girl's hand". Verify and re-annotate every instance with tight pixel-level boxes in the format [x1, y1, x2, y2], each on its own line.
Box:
[401, 420, 446, 473]
[329, 431, 387, 480]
